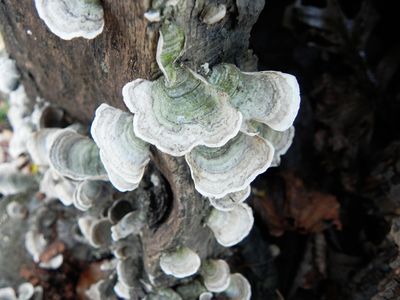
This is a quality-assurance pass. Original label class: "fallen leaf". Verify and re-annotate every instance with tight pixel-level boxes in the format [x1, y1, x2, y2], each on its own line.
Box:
[39, 240, 65, 263]
[76, 261, 108, 300]
[252, 172, 342, 235]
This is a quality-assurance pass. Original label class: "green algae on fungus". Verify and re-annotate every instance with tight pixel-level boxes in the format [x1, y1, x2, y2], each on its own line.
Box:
[208, 63, 300, 132]
[122, 24, 242, 156]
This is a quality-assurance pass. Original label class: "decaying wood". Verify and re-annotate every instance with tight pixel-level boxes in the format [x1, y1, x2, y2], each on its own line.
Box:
[145, 150, 221, 285]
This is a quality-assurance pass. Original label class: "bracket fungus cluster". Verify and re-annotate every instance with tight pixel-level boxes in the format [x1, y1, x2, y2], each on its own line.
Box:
[45, 21, 299, 298]
[92, 22, 299, 251]
[122, 25, 243, 157]
[0, 4, 300, 298]
[119, 22, 299, 197]
[48, 21, 301, 298]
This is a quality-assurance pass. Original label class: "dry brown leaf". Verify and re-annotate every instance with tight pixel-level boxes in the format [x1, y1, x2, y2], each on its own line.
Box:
[253, 172, 342, 236]
[39, 240, 65, 263]
[76, 261, 108, 300]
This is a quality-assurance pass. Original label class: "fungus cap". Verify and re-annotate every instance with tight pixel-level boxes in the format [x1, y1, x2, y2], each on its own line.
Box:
[91, 103, 150, 191]
[35, 0, 104, 40]
[186, 133, 274, 198]
[224, 273, 251, 300]
[206, 203, 254, 247]
[40, 168, 76, 206]
[201, 259, 231, 293]
[208, 186, 251, 211]
[159, 247, 201, 278]
[26, 128, 60, 167]
[49, 129, 108, 181]
[123, 75, 242, 157]
[250, 123, 295, 167]
[208, 63, 300, 132]
[122, 24, 242, 156]
[202, 4, 227, 25]
[73, 180, 109, 211]
[0, 51, 20, 94]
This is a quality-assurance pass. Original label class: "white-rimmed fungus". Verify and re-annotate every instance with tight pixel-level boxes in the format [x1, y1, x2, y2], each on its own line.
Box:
[201, 259, 231, 293]
[34, 0, 104, 40]
[206, 203, 254, 247]
[186, 133, 274, 198]
[91, 104, 150, 191]
[159, 246, 201, 278]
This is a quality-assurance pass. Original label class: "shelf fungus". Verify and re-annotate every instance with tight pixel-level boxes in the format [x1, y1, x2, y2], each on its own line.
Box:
[25, 230, 63, 269]
[201, 4, 227, 25]
[122, 24, 242, 156]
[49, 129, 108, 181]
[0, 285, 38, 300]
[77, 216, 112, 248]
[34, 0, 104, 40]
[9, 124, 35, 159]
[0, 287, 16, 300]
[159, 247, 201, 278]
[208, 185, 251, 211]
[73, 180, 109, 211]
[6, 86, 36, 159]
[144, 10, 161, 23]
[116, 257, 141, 292]
[40, 168, 76, 206]
[7, 86, 33, 131]
[199, 292, 213, 300]
[201, 259, 231, 293]
[113, 280, 133, 300]
[111, 210, 146, 241]
[0, 163, 37, 196]
[206, 203, 254, 247]
[91, 104, 150, 192]
[223, 273, 251, 300]
[186, 133, 274, 198]
[249, 122, 295, 167]
[208, 63, 300, 132]
[86, 279, 110, 300]
[6, 201, 28, 220]
[17, 282, 35, 300]
[26, 128, 61, 167]
[0, 51, 20, 94]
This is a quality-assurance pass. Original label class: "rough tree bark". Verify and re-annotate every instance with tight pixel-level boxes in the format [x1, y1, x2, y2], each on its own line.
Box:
[0, 0, 265, 287]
